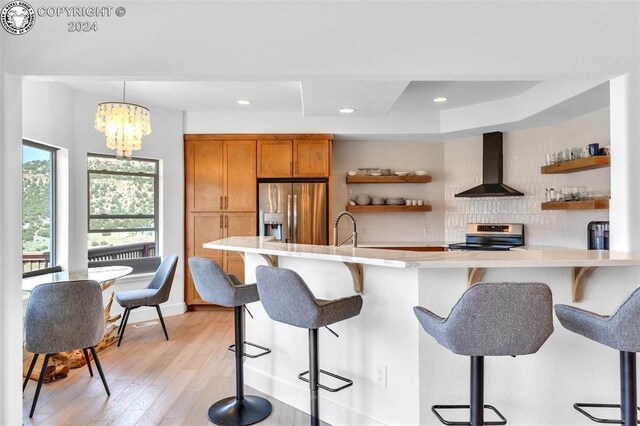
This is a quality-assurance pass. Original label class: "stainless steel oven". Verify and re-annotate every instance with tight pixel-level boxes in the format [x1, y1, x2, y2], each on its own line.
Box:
[448, 223, 525, 251]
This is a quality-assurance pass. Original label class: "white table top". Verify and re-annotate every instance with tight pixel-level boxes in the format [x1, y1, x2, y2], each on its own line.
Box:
[204, 236, 640, 268]
[23, 266, 133, 292]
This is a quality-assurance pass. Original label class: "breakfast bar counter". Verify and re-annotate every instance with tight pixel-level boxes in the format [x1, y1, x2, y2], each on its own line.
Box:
[204, 237, 640, 425]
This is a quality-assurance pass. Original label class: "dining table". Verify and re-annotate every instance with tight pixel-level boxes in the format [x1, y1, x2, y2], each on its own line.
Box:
[23, 265, 133, 293]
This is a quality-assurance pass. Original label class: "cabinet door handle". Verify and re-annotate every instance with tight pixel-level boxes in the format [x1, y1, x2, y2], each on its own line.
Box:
[225, 196, 228, 210]
[220, 196, 223, 210]
[225, 216, 228, 229]
[219, 215, 223, 229]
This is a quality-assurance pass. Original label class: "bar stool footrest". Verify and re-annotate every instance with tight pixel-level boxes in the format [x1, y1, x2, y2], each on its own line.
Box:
[228, 341, 271, 359]
[574, 402, 640, 424]
[431, 404, 507, 426]
[298, 369, 353, 393]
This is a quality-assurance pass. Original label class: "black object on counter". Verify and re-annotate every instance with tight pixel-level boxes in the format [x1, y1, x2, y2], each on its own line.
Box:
[588, 221, 609, 250]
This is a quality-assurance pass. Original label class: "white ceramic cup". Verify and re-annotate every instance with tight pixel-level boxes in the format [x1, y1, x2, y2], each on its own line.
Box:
[412, 200, 418, 206]
[405, 200, 411, 206]
[417, 200, 424, 206]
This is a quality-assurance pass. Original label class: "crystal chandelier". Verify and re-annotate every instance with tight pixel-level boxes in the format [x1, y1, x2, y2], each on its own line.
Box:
[94, 82, 151, 159]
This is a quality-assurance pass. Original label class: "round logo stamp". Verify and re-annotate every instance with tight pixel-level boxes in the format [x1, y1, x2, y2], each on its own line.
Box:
[1, 1, 35, 35]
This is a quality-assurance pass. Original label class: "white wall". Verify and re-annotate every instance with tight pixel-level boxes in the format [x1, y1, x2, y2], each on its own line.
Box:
[1, 64, 24, 425]
[332, 140, 445, 243]
[21, 82, 186, 322]
[444, 108, 610, 247]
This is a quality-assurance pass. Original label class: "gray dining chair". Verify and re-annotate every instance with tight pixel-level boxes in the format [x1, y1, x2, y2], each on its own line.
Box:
[23, 280, 110, 418]
[115, 253, 178, 347]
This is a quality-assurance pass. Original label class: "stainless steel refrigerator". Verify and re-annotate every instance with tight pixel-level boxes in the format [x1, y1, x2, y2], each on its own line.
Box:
[258, 181, 328, 245]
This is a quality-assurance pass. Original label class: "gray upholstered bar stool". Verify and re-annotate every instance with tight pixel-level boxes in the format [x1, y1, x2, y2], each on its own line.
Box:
[414, 282, 553, 426]
[189, 257, 272, 426]
[255, 265, 363, 426]
[555, 288, 640, 426]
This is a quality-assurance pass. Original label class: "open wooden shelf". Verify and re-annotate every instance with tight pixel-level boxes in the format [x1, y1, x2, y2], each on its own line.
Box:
[346, 175, 431, 183]
[541, 199, 609, 210]
[346, 204, 432, 213]
[541, 156, 610, 174]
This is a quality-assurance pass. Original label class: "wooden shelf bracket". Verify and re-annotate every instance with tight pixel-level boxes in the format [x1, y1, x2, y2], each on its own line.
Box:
[467, 268, 485, 287]
[572, 266, 597, 302]
[344, 262, 363, 293]
[257, 253, 278, 267]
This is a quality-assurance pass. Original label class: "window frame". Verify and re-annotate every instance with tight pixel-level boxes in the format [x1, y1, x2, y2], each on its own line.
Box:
[86, 153, 160, 272]
[22, 139, 58, 277]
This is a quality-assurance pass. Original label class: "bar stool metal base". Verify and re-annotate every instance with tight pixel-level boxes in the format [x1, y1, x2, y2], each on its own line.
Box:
[431, 404, 507, 426]
[574, 351, 639, 426]
[574, 403, 640, 424]
[208, 396, 273, 426]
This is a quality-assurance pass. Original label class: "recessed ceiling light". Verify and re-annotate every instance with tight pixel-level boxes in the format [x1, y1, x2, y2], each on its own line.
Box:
[237, 100, 252, 105]
[339, 108, 356, 113]
[433, 97, 448, 103]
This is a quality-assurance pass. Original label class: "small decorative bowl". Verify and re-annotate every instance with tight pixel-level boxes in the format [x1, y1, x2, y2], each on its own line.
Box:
[414, 170, 427, 176]
[347, 170, 358, 176]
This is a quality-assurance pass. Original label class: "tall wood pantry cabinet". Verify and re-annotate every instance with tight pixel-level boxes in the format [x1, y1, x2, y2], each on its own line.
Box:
[184, 137, 256, 306]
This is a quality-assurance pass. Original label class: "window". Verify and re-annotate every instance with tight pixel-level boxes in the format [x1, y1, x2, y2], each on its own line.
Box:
[87, 154, 159, 269]
[22, 140, 57, 275]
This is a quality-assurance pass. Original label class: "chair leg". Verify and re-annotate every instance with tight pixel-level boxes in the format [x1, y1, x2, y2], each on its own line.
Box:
[470, 356, 484, 426]
[82, 348, 93, 377]
[309, 328, 320, 426]
[29, 354, 50, 418]
[622, 351, 637, 426]
[117, 307, 132, 347]
[89, 346, 110, 396]
[155, 305, 169, 341]
[117, 308, 129, 335]
[23, 354, 38, 391]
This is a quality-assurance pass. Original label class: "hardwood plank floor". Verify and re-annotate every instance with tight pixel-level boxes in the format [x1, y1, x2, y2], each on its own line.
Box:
[22, 311, 328, 425]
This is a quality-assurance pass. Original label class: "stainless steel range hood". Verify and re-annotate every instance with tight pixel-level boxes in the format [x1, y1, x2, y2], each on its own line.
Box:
[455, 132, 524, 198]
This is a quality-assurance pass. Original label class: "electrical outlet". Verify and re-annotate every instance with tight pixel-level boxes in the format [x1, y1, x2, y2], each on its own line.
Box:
[375, 364, 387, 388]
[424, 226, 431, 235]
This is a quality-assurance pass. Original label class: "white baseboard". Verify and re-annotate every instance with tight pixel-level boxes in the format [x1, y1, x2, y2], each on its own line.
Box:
[124, 302, 186, 325]
[245, 366, 385, 426]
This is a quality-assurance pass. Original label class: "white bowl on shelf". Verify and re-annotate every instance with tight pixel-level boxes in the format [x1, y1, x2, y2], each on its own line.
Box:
[347, 170, 358, 176]
[394, 171, 410, 176]
[414, 170, 428, 176]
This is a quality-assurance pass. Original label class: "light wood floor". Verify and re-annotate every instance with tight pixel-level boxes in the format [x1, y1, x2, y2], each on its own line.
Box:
[23, 311, 326, 425]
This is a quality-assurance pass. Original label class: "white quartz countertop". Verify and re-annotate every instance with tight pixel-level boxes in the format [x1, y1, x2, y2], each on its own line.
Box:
[204, 237, 640, 269]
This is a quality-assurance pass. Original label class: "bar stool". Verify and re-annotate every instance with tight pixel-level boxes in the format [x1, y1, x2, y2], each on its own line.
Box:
[555, 288, 640, 426]
[255, 265, 363, 426]
[189, 258, 272, 426]
[414, 282, 553, 426]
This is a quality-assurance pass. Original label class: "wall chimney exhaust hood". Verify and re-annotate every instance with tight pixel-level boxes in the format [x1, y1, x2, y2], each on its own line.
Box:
[455, 132, 524, 198]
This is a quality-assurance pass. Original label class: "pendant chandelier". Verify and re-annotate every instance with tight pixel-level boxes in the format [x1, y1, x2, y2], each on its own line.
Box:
[94, 82, 151, 159]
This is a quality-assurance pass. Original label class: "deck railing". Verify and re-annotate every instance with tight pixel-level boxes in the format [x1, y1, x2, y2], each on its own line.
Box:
[22, 242, 156, 272]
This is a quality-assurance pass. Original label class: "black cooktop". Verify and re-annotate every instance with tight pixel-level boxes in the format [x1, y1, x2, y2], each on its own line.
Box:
[448, 242, 515, 251]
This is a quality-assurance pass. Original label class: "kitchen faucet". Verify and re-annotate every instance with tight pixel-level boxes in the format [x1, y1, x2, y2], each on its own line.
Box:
[333, 211, 358, 247]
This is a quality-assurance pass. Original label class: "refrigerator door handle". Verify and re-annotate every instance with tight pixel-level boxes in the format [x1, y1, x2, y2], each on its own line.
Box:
[287, 194, 292, 243]
[293, 194, 298, 243]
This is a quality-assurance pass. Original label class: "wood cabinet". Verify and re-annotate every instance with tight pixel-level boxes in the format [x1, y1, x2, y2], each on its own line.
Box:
[294, 139, 330, 177]
[184, 212, 256, 305]
[184, 137, 257, 307]
[186, 139, 256, 212]
[257, 139, 331, 178]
